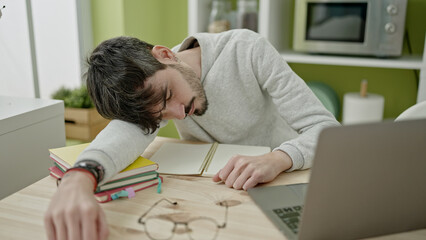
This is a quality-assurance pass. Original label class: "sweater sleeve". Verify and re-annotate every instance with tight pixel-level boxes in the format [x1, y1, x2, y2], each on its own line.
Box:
[75, 119, 158, 185]
[250, 33, 340, 171]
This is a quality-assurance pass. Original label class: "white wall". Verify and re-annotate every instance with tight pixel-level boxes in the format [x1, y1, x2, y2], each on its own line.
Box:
[31, 0, 82, 98]
[0, 0, 35, 98]
[0, 0, 92, 99]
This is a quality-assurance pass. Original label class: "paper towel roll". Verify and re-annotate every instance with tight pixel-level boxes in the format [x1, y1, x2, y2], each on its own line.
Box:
[342, 92, 385, 125]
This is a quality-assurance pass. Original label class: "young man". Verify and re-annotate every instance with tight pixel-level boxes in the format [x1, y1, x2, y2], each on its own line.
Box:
[44, 29, 339, 240]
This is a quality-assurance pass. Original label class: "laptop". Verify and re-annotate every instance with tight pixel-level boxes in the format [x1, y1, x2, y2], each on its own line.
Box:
[248, 119, 426, 240]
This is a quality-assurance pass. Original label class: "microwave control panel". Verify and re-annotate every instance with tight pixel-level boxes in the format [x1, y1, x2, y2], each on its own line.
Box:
[379, 0, 407, 55]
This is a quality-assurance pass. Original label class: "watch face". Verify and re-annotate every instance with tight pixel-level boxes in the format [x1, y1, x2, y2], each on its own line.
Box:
[76, 160, 104, 182]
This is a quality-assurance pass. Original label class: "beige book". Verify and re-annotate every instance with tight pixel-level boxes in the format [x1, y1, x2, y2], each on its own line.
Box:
[150, 142, 271, 176]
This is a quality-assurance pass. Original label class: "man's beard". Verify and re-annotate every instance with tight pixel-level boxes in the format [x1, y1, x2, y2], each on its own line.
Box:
[168, 63, 208, 116]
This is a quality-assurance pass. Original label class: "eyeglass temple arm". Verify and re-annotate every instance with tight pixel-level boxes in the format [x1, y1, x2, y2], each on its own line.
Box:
[138, 198, 177, 224]
[218, 201, 228, 228]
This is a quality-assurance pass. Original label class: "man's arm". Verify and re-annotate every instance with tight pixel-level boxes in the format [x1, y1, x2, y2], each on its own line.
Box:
[44, 171, 109, 240]
[252, 34, 340, 171]
[213, 31, 339, 189]
[44, 119, 158, 239]
[76, 119, 158, 184]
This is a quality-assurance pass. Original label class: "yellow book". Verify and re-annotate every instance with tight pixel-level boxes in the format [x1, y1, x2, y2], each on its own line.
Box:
[49, 143, 158, 181]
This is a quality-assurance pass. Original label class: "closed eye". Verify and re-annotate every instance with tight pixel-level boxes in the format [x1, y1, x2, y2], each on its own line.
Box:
[166, 89, 173, 101]
[161, 88, 172, 111]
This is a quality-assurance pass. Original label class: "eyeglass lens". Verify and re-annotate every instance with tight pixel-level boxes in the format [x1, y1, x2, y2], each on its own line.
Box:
[145, 217, 174, 240]
[144, 217, 219, 240]
[187, 218, 219, 240]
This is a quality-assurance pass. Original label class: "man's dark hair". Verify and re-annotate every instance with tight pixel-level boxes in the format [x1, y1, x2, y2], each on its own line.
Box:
[86, 36, 167, 134]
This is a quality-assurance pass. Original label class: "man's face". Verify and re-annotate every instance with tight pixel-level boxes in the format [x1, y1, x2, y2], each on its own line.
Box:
[148, 62, 208, 120]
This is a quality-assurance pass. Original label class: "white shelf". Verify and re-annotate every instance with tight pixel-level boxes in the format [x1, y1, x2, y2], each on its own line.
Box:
[281, 51, 423, 70]
[188, 0, 426, 102]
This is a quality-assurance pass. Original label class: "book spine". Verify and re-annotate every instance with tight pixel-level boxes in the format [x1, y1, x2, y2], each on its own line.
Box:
[95, 173, 159, 193]
[95, 176, 163, 203]
[108, 166, 158, 181]
[50, 157, 68, 172]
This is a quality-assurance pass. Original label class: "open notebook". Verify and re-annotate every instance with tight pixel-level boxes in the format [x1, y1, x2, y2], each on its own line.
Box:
[150, 142, 271, 176]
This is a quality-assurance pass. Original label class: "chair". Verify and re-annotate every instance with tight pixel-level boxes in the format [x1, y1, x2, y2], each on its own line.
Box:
[395, 101, 426, 121]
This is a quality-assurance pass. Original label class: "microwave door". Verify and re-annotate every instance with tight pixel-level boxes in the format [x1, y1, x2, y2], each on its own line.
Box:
[306, 2, 367, 43]
[305, 2, 369, 55]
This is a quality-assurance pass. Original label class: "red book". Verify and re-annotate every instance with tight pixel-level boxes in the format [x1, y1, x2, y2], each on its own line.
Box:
[94, 177, 163, 203]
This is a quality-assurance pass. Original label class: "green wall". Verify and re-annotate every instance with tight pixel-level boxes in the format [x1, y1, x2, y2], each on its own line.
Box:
[90, 0, 425, 137]
[91, 0, 187, 48]
[91, 0, 126, 43]
[290, 65, 418, 120]
[91, 0, 187, 138]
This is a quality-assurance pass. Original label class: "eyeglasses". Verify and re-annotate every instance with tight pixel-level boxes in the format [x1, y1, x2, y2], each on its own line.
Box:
[138, 198, 228, 240]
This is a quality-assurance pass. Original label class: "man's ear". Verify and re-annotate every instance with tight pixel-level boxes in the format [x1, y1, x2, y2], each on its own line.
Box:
[152, 45, 177, 64]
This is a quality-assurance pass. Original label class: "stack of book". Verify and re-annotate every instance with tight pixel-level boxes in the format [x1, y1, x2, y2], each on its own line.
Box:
[48, 143, 161, 203]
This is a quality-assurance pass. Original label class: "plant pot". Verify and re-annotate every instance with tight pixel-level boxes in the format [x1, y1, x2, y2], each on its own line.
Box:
[64, 107, 110, 141]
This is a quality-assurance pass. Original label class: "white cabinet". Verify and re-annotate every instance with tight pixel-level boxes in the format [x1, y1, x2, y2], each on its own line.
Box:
[0, 96, 66, 199]
[187, 0, 426, 102]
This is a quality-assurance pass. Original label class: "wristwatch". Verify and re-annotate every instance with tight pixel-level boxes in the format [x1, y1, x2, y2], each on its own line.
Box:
[71, 160, 105, 183]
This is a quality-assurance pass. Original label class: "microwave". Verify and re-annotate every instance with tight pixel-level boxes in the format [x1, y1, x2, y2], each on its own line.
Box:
[293, 0, 407, 57]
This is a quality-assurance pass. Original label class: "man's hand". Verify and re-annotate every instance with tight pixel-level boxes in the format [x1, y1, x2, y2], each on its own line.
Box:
[44, 171, 109, 240]
[212, 150, 293, 190]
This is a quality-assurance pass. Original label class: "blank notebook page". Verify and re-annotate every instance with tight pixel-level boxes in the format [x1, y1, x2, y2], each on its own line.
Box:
[203, 144, 271, 176]
[151, 143, 212, 175]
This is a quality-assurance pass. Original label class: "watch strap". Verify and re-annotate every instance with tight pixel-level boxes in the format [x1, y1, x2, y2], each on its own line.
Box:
[71, 160, 105, 184]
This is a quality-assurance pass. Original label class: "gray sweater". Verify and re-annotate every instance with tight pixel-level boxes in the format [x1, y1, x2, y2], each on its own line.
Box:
[77, 30, 339, 184]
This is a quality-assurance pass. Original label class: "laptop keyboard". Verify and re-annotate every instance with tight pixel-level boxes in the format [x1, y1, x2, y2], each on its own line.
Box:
[273, 205, 303, 234]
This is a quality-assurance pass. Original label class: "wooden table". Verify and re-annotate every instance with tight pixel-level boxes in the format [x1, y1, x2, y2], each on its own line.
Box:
[1, 137, 425, 239]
